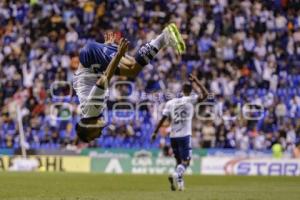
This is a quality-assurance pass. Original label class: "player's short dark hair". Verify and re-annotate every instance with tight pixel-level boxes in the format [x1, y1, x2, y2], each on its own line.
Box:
[75, 119, 103, 143]
[182, 82, 192, 95]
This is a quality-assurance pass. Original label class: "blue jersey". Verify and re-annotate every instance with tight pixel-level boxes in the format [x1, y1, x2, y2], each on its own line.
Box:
[79, 42, 118, 73]
[75, 42, 117, 118]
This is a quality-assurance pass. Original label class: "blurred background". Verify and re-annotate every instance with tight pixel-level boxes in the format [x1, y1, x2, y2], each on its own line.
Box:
[0, 0, 300, 175]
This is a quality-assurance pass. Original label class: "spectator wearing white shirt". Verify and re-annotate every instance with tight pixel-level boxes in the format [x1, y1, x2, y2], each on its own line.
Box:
[22, 64, 36, 88]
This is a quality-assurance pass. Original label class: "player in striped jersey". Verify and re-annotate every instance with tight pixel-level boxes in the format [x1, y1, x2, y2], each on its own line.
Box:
[73, 23, 186, 142]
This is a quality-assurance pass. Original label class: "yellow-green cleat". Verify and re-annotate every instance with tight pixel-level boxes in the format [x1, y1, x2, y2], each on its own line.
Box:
[163, 23, 186, 54]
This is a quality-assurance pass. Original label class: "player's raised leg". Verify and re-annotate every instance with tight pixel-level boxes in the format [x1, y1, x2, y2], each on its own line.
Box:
[119, 23, 186, 77]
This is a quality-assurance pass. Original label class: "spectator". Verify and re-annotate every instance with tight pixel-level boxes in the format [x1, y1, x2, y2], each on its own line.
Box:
[201, 121, 216, 148]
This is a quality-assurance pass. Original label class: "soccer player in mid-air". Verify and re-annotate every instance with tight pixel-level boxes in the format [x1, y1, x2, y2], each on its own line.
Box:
[151, 74, 209, 191]
[73, 23, 186, 143]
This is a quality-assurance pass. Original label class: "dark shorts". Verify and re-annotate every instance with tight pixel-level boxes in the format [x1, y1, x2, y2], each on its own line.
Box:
[170, 135, 192, 161]
[79, 42, 120, 74]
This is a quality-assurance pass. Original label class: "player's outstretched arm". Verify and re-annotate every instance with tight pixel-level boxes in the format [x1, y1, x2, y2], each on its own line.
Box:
[96, 38, 129, 88]
[151, 115, 168, 142]
[189, 74, 209, 102]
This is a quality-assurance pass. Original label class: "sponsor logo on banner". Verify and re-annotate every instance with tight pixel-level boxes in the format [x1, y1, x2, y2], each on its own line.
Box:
[0, 156, 90, 172]
[225, 158, 300, 176]
[201, 157, 300, 176]
[91, 150, 201, 174]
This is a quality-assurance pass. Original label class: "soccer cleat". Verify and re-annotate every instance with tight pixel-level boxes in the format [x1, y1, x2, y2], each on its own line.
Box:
[168, 175, 177, 191]
[163, 23, 186, 54]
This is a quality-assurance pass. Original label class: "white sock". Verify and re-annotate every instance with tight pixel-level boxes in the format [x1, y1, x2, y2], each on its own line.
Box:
[149, 33, 166, 50]
[172, 171, 179, 181]
[178, 180, 184, 190]
[176, 164, 186, 179]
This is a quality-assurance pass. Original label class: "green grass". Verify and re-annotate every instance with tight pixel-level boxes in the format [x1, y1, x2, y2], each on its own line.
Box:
[0, 172, 299, 200]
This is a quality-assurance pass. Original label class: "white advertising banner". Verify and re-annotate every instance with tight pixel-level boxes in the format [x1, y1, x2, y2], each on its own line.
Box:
[201, 157, 300, 176]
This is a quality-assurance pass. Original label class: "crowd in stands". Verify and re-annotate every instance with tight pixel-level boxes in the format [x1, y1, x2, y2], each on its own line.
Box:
[0, 0, 300, 154]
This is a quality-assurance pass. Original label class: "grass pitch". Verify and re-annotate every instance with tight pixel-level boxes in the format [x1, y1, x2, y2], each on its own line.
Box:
[0, 172, 299, 200]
